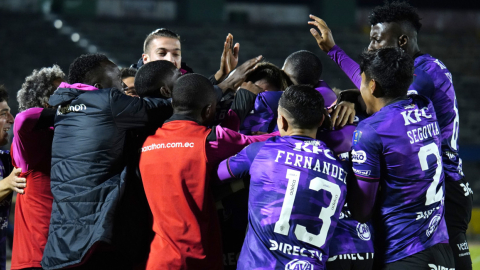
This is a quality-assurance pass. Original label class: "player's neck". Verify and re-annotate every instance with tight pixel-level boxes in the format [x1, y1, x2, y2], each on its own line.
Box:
[284, 128, 317, 139]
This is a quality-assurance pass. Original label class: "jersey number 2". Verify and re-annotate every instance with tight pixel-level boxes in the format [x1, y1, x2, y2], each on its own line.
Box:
[274, 169, 341, 248]
[418, 143, 444, 205]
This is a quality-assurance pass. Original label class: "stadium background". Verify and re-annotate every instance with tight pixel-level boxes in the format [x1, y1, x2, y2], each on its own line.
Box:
[0, 0, 478, 268]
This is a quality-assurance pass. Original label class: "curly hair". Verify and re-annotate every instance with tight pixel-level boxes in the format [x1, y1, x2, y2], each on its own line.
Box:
[369, 1, 422, 32]
[17, 65, 65, 112]
[68, 53, 109, 84]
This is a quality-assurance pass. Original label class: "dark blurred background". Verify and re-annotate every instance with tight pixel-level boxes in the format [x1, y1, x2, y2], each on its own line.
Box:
[0, 0, 479, 236]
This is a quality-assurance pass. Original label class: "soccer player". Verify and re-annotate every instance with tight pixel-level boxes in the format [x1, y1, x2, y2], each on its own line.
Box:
[217, 85, 350, 270]
[239, 62, 288, 135]
[41, 54, 171, 269]
[138, 73, 278, 270]
[0, 85, 24, 270]
[11, 65, 64, 270]
[309, 3, 472, 268]
[348, 47, 454, 269]
[120, 67, 138, 96]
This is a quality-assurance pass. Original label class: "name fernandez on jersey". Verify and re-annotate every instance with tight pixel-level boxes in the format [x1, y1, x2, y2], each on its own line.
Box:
[274, 141, 349, 184]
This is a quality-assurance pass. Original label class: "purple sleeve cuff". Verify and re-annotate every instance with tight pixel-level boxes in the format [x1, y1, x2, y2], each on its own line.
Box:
[217, 159, 234, 181]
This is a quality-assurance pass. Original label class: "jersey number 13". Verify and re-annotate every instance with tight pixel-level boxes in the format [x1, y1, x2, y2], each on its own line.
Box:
[274, 169, 341, 248]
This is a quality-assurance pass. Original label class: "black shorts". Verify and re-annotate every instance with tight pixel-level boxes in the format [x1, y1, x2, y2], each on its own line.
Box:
[444, 177, 473, 270]
[326, 253, 374, 270]
[383, 243, 455, 270]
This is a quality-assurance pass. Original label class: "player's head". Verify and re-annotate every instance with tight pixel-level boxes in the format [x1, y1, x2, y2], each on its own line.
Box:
[245, 62, 288, 91]
[172, 74, 216, 125]
[282, 50, 323, 86]
[135, 60, 181, 98]
[18, 65, 65, 112]
[121, 67, 138, 96]
[368, 1, 421, 55]
[68, 53, 122, 90]
[142, 28, 181, 69]
[0, 85, 14, 146]
[277, 85, 325, 137]
[360, 47, 414, 114]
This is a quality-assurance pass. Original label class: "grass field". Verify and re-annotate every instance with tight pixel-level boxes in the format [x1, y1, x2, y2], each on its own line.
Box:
[472, 243, 480, 270]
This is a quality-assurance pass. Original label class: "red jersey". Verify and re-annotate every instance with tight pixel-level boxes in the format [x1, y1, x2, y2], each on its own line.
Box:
[139, 115, 278, 270]
[11, 108, 54, 269]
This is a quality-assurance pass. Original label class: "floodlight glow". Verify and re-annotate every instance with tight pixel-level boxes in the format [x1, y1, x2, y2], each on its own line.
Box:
[54, 20, 63, 29]
[71, 33, 80, 42]
[88, 45, 97, 53]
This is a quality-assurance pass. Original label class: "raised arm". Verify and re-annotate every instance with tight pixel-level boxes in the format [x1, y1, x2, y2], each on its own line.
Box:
[308, 15, 362, 89]
[110, 88, 172, 129]
[207, 125, 278, 164]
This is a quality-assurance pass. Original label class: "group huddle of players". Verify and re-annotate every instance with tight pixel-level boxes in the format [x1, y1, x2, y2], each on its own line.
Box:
[4, 1, 473, 270]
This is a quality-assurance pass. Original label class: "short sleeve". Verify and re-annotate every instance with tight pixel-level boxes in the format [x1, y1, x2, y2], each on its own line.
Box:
[217, 141, 265, 181]
[351, 123, 382, 182]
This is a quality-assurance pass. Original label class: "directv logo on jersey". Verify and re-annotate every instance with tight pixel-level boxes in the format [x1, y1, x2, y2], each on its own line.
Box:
[352, 150, 367, 164]
[356, 223, 371, 241]
[285, 259, 314, 270]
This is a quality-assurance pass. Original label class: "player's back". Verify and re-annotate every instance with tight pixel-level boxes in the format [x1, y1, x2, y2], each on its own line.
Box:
[238, 135, 348, 270]
[353, 95, 449, 263]
[409, 54, 462, 181]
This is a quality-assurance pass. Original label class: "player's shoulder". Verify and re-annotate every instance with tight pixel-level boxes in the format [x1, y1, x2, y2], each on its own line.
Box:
[415, 54, 451, 79]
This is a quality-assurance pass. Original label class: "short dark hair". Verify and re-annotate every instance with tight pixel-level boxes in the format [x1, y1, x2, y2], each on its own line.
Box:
[246, 62, 288, 91]
[143, 28, 180, 53]
[279, 85, 324, 129]
[68, 53, 109, 84]
[18, 65, 65, 111]
[135, 60, 177, 98]
[120, 67, 137, 79]
[369, 1, 422, 32]
[0, 85, 8, 103]
[360, 47, 414, 98]
[172, 74, 215, 112]
[285, 50, 323, 86]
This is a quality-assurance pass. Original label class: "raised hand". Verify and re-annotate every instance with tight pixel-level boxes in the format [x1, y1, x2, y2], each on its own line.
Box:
[308, 14, 336, 53]
[215, 33, 240, 82]
[330, 101, 355, 129]
[218, 55, 263, 93]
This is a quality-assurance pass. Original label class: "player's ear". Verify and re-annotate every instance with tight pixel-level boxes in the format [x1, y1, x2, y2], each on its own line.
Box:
[142, 53, 149, 64]
[371, 80, 384, 98]
[398, 34, 408, 50]
[159, 86, 171, 98]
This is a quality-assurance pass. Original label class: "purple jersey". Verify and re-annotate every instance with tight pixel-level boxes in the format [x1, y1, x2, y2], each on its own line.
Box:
[328, 46, 463, 181]
[219, 136, 349, 270]
[352, 95, 449, 263]
[240, 81, 337, 135]
[317, 116, 375, 257]
[409, 54, 462, 181]
[240, 91, 283, 135]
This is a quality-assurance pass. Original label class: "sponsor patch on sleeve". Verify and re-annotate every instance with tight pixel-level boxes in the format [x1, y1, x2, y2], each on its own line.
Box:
[352, 149, 367, 164]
